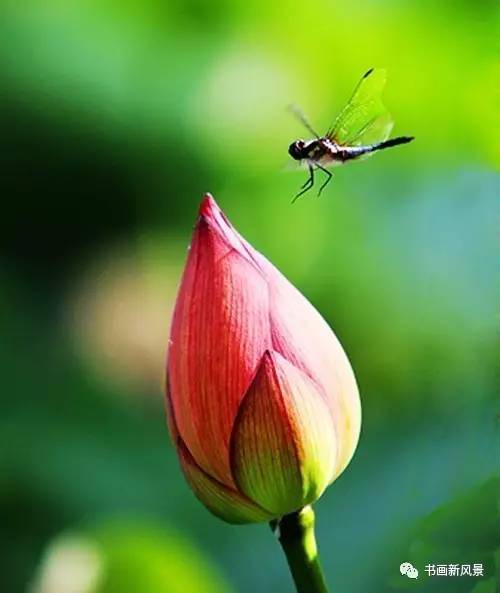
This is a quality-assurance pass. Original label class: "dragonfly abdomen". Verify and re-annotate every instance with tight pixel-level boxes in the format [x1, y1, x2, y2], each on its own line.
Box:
[338, 135, 415, 161]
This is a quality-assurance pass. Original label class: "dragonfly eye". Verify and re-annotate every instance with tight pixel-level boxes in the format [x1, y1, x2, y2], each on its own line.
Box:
[288, 140, 305, 160]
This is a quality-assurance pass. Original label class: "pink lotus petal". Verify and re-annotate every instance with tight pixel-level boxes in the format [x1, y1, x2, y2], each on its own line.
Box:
[177, 438, 273, 524]
[230, 350, 337, 515]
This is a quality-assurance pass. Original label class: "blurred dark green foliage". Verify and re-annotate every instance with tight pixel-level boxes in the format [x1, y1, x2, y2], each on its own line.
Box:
[391, 479, 499, 592]
[0, 0, 498, 592]
[28, 520, 232, 593]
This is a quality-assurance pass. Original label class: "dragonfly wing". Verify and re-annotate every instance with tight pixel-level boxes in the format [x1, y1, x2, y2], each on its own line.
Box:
[326, 68, 394, 146]
[288, 103, 320, 138]
[347, 111, 393, 146]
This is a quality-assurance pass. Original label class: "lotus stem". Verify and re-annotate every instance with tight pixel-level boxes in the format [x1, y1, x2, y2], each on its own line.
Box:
[272, 506, 330, 593]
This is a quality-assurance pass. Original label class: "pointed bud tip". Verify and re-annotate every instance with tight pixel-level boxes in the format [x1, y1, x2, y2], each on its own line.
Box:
[197, 193, 237, 246]
[255, 350, 279, 382]
[261, 349, 274, 366]
[199, 193, 219, 218]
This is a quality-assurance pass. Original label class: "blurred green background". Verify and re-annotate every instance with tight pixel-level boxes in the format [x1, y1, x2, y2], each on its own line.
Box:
[1, 1, 498, 592]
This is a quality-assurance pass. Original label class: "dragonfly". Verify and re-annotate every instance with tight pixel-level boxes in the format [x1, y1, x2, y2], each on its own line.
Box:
[288, 68, 414, 202]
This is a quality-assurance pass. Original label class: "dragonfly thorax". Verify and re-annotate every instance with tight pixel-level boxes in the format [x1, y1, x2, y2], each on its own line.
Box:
[289, 138, 339, 162]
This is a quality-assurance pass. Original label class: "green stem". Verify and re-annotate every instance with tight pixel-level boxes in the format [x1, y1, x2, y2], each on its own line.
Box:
[272, 505, 329, 593]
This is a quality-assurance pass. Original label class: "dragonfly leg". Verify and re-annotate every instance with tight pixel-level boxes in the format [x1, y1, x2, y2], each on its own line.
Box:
[316, 164, 333, 196]
[292, 164, 315, 203]
[300, 173, 313, 189]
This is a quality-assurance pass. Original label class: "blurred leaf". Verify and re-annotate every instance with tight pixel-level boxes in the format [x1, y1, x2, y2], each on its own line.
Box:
[470, 579, 496, 593]
[389, 478, 499, 592]
[30, 519, 233, 593]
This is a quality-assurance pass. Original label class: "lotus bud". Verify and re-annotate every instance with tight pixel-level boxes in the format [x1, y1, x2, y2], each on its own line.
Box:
[166, 194, 361, 523]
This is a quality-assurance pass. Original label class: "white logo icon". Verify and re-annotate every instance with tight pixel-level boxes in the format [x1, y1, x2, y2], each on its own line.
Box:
[400, 562, 419, 579]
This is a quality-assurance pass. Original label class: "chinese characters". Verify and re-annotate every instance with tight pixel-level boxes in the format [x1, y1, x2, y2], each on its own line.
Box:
[424, 564, 484, 577]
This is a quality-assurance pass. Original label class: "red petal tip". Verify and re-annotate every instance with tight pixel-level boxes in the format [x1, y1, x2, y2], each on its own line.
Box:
[196, 193, 256, 267]
[260, 349, 274, 365]
[199, 193, 218, 218]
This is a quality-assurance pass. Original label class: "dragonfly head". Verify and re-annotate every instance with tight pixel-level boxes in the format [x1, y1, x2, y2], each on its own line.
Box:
[288, 139, 306, 160]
